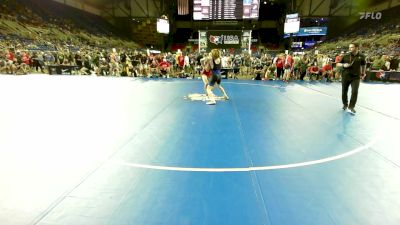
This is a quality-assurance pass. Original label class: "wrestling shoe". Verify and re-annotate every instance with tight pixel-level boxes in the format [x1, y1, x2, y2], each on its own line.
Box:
[206, 100, 216, 105]
[347, 108, 356, 114]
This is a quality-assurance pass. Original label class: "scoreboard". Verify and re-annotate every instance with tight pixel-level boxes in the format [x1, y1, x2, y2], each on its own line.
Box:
[193, 0, 259, 20]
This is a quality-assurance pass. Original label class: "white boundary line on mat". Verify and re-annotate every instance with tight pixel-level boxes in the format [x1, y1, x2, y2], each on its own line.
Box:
[109, 136, 378, 172]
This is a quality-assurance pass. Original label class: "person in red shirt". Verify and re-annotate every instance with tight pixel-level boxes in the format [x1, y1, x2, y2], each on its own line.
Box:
[200, 53, 213, 95]
[158, 58, 170, 78]
[274, 54, 284, 80]
[6, 49, 14, 62]
[335, 54, 342, 63]
[19, 51, 30, 74]
[176, 52, 185, 76]
[308, 64, 320, 80]
[5, 49, 15, 74]
[321, 62, 333, 82]
[21, 52, 30, 65]
[334, 51, 345, 80]
[282, 53, 294, 82]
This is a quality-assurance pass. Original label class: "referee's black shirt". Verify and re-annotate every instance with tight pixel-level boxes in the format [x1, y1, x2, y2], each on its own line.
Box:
[340, 52, 366, 78]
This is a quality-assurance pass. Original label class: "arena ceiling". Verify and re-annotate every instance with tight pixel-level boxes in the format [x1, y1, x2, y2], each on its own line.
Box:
[56, 0, 170, 46]
[80, 0, 168, 18]
[54, 0, 397, 47]
[77, 0, 396, 18]
[81, 0, 113, 7]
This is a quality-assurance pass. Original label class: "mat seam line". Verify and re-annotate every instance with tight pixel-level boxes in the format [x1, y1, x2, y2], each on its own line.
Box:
[30, 96, 180, 225]
[230, 89, 273, 225]
[369, 148, 400, 169]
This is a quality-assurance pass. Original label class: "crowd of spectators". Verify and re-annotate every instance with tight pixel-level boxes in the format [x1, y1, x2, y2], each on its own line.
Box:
[1, 0, 399, 81]
[314, 5, 400, 69]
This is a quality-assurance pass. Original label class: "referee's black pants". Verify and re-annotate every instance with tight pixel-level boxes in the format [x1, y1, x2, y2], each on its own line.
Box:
[342, 75, 360, 109]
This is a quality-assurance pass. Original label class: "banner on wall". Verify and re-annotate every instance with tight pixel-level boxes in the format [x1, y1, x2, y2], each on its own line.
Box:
[304, 41, 317, 48]
[207, 31, 242, 49]
[291, 42, 303, 48]
[199, 31, 208, 51]
[284, 27, 328, 38]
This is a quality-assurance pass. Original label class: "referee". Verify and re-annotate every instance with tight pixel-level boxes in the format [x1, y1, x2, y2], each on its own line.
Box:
[336, 43, 366, 114]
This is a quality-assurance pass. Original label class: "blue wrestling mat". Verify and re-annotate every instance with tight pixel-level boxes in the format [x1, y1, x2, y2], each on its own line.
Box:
[0, 75, 399, 225]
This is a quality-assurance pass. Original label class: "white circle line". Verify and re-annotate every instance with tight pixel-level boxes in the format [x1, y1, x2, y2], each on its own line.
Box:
[108, 136, 378, 172]
[141, 79, 287, 89]
[223, 81, 286, 89]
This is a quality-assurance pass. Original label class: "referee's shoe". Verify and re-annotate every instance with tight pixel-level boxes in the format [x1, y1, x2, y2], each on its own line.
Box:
[347, 107, 356, 114]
